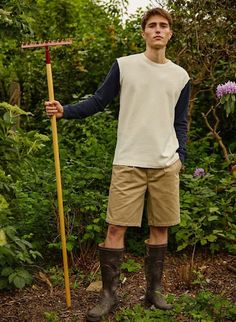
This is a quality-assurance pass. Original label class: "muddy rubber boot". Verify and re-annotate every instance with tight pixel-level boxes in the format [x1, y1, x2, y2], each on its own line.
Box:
[86, 244, 124, 322]
[144, 241, 173, 310]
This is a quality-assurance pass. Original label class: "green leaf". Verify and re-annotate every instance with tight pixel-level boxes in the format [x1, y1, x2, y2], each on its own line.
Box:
[8, 272, 17, 283]
[0, 102, 33, 116]
[0, 277, 8, 289]
[0, 195, 9, 210]
[14, 239, 27, 251]
[224, 94, 230, 102]
[207, 235, 217, 242]
[0, 246, 15, 258]
[121, 259, 141, 273]
[208, 215, 218, 221]
[16, 269, 32, 283]
[1, 267, 14, 277]
[209, 206, 219, 213]
[200, 239, 207, 245]
[12, 276, 25, 289]
[4, 226, 17, 240]
[3, 112, 11, 123]
[220, 96, 225, 104]
[177, 243, 188, 251]
[66, 241, 74, 252]
[9, 269, 32, 288]
[0, 229, 7, 246]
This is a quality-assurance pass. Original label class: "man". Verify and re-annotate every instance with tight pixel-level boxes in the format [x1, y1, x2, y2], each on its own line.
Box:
[45, 7, 190, 322]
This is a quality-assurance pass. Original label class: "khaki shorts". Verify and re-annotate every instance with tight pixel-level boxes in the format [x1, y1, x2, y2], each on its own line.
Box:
[106, 159, 182, 227]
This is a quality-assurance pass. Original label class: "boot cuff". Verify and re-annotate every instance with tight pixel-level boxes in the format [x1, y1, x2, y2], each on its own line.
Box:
[98, 243, 124, 252]
[145, 240, 167, 259]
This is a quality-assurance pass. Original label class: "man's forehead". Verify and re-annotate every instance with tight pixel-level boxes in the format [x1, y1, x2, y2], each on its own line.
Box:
[146, 15, 169, 25]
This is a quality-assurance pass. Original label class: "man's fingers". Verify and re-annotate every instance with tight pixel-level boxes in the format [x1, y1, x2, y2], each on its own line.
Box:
[45, 100, 57, 106]
[44, 100, 63, 118]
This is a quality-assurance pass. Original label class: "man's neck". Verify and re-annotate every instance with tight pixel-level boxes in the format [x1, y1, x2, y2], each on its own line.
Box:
[144, 48, 168, 64]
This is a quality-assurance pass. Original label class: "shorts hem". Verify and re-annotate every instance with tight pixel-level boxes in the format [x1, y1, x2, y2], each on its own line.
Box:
[148, 221, 180, 227]
[106, 219, 141, 227]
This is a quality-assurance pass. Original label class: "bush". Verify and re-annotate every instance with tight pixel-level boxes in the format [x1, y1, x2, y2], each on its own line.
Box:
[0, 226, 41, 289]
[0, 103, 46, 288]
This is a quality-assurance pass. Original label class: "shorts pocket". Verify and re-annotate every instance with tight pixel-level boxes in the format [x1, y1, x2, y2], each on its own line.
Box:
[163, 159, 182, 174]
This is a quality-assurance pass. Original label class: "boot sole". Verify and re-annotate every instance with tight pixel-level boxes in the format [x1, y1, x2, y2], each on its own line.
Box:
[86, 302, 118, 321]
[86, 315, 101, 322]
[144, 298, 173, 310]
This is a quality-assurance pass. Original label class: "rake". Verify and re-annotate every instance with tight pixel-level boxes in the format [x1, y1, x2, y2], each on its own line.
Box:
[21, 39, 73, 308]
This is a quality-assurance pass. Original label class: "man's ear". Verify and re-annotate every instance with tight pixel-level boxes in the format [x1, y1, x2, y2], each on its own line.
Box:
[141, 31, 145, 40]
[169, 31, 173, 40]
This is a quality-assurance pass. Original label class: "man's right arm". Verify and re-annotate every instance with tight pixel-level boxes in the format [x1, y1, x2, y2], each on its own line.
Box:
[45, 61, 120, 119]
[64, 61, 120, 119]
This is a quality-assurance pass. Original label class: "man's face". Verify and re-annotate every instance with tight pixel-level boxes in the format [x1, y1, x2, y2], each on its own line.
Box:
[142, 15, 172, 49]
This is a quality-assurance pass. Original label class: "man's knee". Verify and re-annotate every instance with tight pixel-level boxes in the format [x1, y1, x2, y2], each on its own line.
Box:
[107, 224, 127, 239]
[149, 226, 168, 245]
[104, 224, 127, 248]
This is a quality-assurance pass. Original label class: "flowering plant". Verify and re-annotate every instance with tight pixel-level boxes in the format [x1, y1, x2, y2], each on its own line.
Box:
[216, 81, 236, 117]
[193, 168, 205, 177]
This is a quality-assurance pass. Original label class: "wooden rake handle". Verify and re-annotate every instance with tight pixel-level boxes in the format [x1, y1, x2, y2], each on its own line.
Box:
[21, 40, 72, 308]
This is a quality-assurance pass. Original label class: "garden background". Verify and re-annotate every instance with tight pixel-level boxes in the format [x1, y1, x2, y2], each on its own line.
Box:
[0, 0, 235, 321]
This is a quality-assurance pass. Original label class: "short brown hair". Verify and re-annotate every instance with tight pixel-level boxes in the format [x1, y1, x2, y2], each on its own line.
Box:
[141, 8, 173, 30]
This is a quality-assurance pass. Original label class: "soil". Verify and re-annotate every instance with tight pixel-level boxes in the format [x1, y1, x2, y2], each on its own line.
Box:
[0, 251, 235, 322]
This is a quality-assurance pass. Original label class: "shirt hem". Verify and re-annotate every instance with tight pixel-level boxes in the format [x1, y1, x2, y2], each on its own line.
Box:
[112, 155, 179, 169]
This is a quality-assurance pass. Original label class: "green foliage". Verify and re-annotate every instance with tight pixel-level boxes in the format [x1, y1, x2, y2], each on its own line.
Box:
[121, 259, 141, 273]
[170, 138, 236, 254]
[0, 0, 33, 40]
[0, 0, 235, 271]
[0, 226, 41, 289]
[46, 266, 64, 287]
[0, 102, 51, 234]
[167, 0, 236, 143]
[43, 311, 60, 322]
[0, 102, 48, 179]
[0, 103, 48, 288]
[115, 291, 236, 321]
[220, 93, 236, 117]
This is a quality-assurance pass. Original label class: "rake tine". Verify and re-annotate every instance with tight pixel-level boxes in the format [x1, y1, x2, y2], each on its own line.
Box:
[21, 39, 72, 49]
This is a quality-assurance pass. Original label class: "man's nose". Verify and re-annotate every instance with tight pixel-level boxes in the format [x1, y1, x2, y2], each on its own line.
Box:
[154, 26, 161, 33]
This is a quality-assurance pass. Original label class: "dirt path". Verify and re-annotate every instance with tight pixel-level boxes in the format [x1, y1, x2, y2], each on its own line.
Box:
[0, 251, 235, 322]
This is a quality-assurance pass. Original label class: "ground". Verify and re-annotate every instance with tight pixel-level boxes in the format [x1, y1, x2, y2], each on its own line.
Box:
[0, 251, 235, 322]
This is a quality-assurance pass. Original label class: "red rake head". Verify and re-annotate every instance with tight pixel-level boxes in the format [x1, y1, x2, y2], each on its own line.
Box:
[21, 39, 72, 49]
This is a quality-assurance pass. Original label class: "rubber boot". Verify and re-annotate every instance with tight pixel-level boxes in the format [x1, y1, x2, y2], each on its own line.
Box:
[144, 241, 173, 310]
[86, 244, 124, 321]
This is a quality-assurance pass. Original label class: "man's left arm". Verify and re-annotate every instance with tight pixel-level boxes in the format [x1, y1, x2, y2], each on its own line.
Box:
[174, 80, 191, 163]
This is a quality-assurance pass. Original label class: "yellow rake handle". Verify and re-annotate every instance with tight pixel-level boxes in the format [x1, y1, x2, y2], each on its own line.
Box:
[46, 58, 71, 308]
[21, 40, 72, 308]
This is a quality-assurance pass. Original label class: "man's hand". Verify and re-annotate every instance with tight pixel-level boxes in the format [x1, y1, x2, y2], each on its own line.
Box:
[45, 100, 64, 119]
